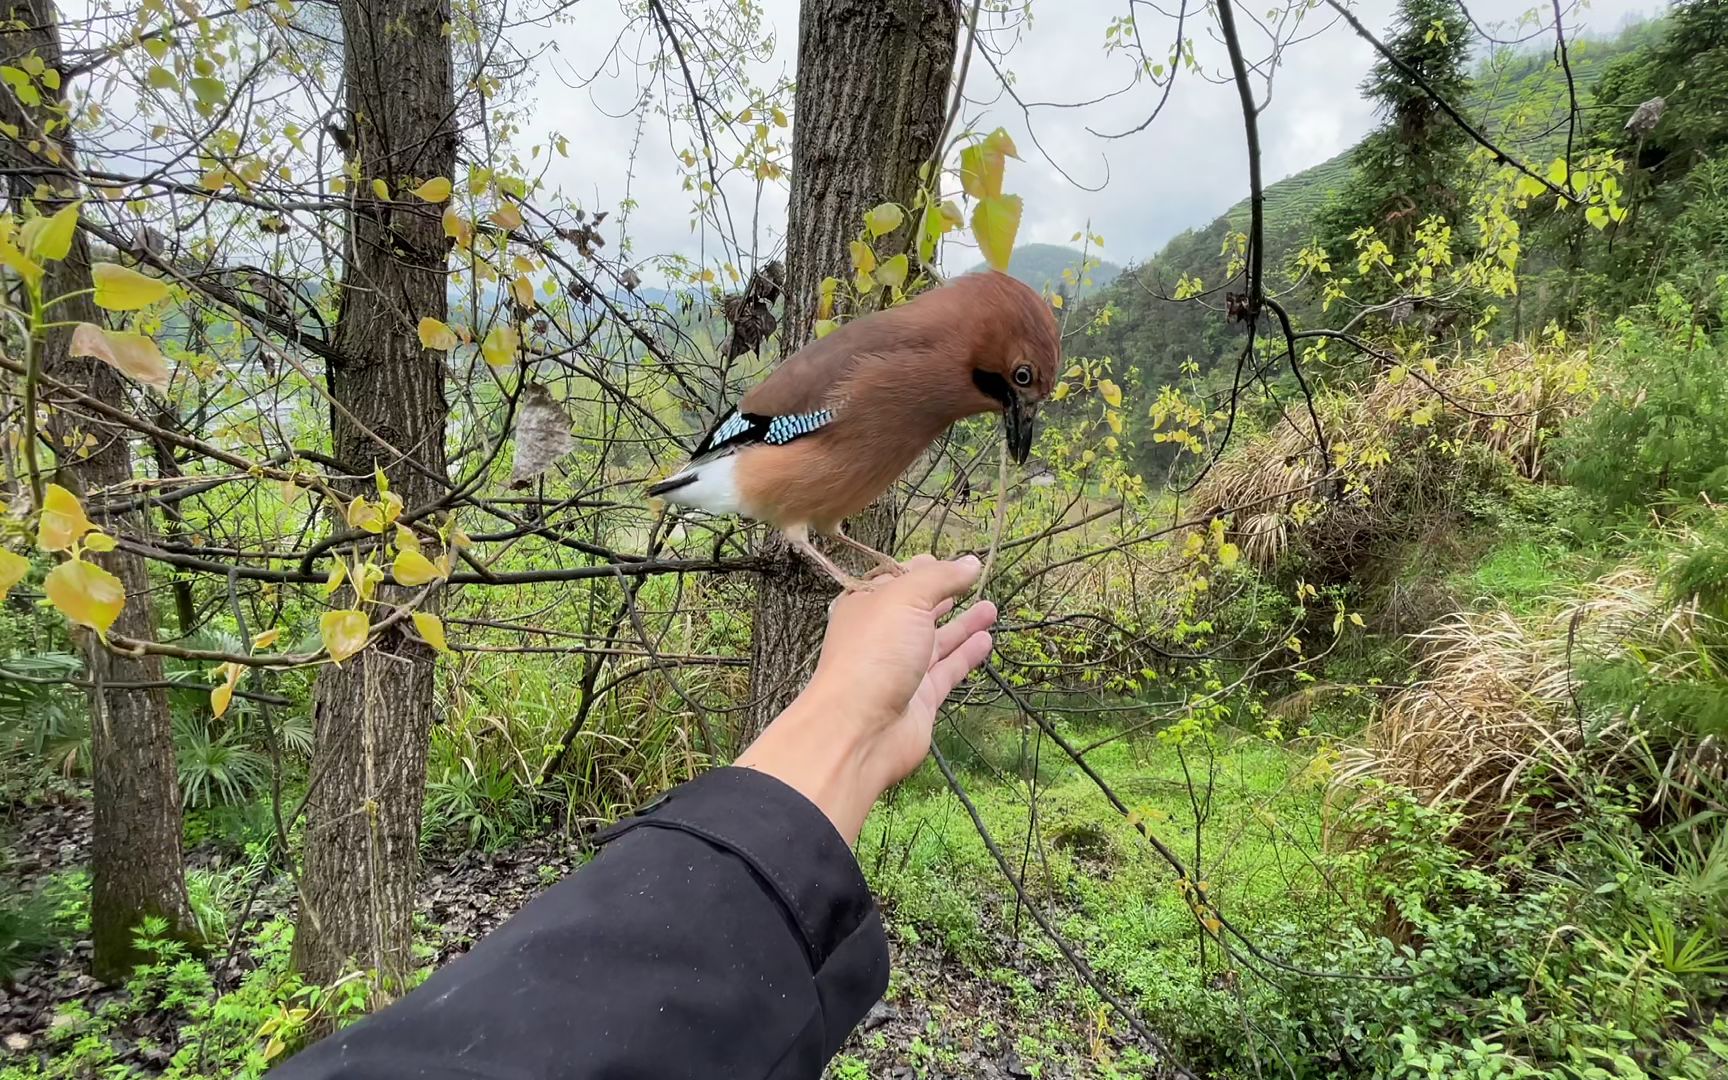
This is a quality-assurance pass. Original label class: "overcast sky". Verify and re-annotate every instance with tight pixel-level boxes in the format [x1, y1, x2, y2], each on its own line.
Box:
[525, 0, 1666, 278]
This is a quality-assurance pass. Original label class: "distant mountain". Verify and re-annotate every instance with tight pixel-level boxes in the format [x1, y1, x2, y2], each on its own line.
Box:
[965, 243, 1121, 299]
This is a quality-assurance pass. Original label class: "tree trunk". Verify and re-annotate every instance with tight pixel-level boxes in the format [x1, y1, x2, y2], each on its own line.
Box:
[0, 0, 194, 982]
[291, 0, 456, 997]
[746, 0, 958, 737]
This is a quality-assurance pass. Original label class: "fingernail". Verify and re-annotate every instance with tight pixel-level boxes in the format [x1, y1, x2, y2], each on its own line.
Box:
[959, 554, 981, 570]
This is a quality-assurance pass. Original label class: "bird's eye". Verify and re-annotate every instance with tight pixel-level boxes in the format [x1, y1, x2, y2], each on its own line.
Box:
[1012, 365, 1033, 387]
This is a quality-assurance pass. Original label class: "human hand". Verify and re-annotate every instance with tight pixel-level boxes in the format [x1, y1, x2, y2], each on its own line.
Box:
[735, 555, 997, 842]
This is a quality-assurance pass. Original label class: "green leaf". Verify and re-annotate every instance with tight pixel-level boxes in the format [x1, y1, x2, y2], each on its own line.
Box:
[863, 202, 904, 238]
[971, 194, 1022, 272]
[145, 66, 178, 91]
[28, 202, 80, 261]
[876, 253, 909, 291]
[958, 128, 1019, 199]
[958, 142, 1002, 200]
[188, 77, 225, 110]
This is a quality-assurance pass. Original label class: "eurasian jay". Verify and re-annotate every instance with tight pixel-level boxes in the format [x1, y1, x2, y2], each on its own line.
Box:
[649, 270, 1062, 589]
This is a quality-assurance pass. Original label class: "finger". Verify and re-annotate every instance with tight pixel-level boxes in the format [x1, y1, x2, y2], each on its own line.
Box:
[926, 630, 994, 697]
[932, 597, 957, 622]
[934, 601, 996, 661]
[886, 554, 981, 609]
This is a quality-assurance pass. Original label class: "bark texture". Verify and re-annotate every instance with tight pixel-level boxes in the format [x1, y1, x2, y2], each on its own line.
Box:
[0, 0, 193, 982]
[291, 0, 456, 995]
[747, 0, 959, 735]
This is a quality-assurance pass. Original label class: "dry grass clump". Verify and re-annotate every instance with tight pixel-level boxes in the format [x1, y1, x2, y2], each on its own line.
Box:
[1332, 565, 1725, 854]
[1189, 343, 1591, 574]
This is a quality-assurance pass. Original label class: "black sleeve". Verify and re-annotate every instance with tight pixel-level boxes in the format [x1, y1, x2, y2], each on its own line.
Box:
[272, 767, 889, 1080]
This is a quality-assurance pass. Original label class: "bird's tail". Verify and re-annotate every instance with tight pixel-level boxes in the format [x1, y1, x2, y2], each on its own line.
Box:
[646, 472, 698, 498]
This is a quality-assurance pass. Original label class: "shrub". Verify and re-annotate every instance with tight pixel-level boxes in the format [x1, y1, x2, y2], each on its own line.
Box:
[1563, 301, 1728, 511]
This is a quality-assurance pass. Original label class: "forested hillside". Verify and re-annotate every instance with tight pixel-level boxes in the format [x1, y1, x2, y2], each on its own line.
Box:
[4, 2, 1728, 1079]
[1074, 16, 1663, 452]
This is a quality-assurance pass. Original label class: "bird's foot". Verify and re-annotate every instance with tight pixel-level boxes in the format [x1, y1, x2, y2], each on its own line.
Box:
[830, 532, 906, 576]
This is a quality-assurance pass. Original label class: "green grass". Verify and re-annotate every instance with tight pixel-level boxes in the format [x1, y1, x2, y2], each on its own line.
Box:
[859, 708, 1361, 1066]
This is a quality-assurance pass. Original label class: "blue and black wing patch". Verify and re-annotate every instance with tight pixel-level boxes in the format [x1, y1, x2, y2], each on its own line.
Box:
[692, 407, 834, 458]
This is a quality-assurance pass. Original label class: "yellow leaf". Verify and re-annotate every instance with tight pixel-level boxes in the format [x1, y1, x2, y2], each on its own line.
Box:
[411, 176, 452, 202]
[45, 558, 125, 636]
[848, 240, 876, 274]
[863, 202, 904, 237]
[938, 200, 964, 231]
[82, 531, 117, 553]
[371, 177, 390, 201]
[380, 490, 404, 526]
[320, 609, 369, 664]
[417, 317, 458, 351]
[442, 207, 473, 247]
[392, 548, 442, 586]
[345, 496, 384, 533]
[394, 524, 421, 554]
[322, 559, 347, 597]
[1349, 612, 1365, 628]
[1050, 292, 1064, 309]
[1105, 409, 1122, 434]
[971, 194, 1022, 273]
[983, 126, 1020, 160]
[0, 549, 29, 601]
[37, 483, 93, 552]
[489, 202, 523, 231]
[481, 323, 519, 368]
[68, 323, 170, 391]
[959, 142, 1003, 200]
[28, 201, 80, 261]
[1098, 378, 1123, 407]
[876, 253, 909, 291]
[813, 319, 838, 339]
[1218, 542, 1240, 570]
[92, 263, 169, 311]
[355, 560, 384, 602]
[511, 274, 535, 309]
[211, 680, 234, 718]
[252, 627, 281, 649]
[1051, 381, 1070, 401]
[412, 611, 450, 655]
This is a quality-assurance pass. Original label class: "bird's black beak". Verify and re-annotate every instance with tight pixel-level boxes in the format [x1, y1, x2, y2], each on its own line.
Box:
[1002, 396, 1036, 465]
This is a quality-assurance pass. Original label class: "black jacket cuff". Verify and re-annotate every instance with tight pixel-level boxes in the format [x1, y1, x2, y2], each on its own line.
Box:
[593, 766, 880, 973]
